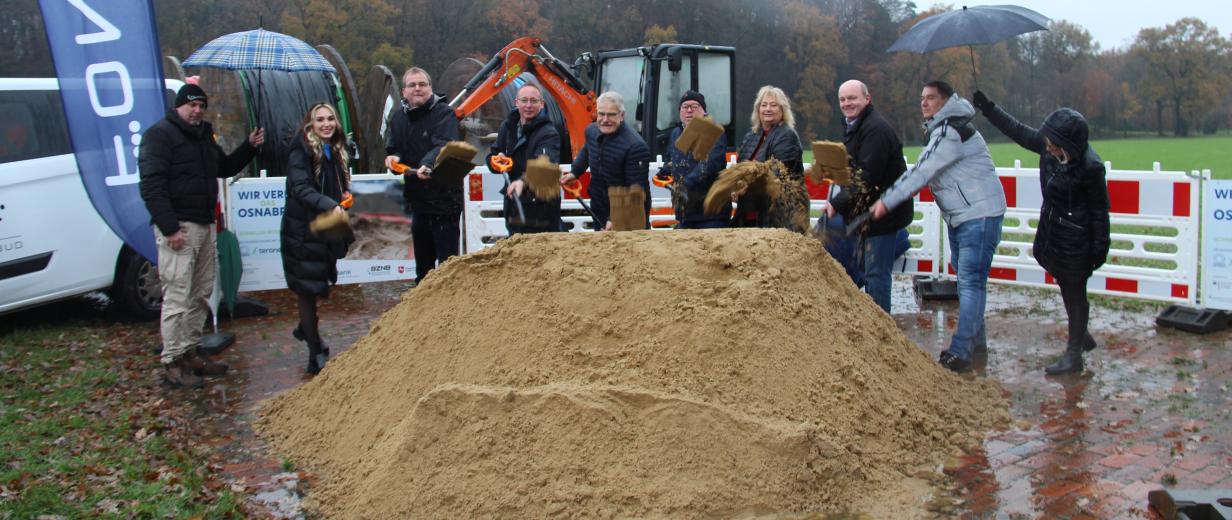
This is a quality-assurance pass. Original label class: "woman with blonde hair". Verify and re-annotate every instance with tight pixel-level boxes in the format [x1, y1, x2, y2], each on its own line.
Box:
[280, 102, 353, 375]
[733, 85, 810, 232]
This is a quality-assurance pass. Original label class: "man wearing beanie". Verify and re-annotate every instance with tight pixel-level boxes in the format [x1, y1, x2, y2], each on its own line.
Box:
[139, 83, 265, 389]
[658, 90, 729, 229]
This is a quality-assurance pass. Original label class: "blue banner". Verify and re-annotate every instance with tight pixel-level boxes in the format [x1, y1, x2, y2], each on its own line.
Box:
[38, 0, 167, 262]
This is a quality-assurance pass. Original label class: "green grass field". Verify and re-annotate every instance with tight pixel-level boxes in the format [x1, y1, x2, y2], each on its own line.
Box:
[802, 136, 1230, 179]
[904, 136, 1231, 179]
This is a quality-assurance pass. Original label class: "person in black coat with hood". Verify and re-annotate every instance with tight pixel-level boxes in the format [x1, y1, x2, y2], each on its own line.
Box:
[973, 91, 1111, 375]
[281, 103, 354, 375]
[487, 83, 562, 234]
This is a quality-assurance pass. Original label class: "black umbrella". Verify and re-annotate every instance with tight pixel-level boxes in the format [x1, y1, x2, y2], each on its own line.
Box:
[887, 5, 1050, 88]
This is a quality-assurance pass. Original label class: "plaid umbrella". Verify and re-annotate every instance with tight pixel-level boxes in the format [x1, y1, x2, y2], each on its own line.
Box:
[182, 28, 336, 73]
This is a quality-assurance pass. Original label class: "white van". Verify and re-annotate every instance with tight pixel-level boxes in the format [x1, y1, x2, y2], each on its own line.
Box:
[0, 78, 182, 319]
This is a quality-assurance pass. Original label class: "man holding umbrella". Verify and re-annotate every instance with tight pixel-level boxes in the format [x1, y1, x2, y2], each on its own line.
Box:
[869, 81, 1005, 373]
[139, 83, 265, 388]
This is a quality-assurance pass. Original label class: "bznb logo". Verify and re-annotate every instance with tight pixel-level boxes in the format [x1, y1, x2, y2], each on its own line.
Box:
[369, 265, 391, 273]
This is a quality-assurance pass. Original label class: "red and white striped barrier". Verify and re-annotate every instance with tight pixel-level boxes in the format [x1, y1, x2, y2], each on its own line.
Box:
[935, 161, 1200, 305]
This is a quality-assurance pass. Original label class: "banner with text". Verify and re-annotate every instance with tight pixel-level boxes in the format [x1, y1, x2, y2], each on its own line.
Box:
[1202, 179, 1232, 310]
[39, 0, 167, 262]
[227, 174, 416, 291]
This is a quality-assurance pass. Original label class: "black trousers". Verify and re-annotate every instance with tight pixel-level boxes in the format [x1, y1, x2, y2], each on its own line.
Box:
[411, 213, 460, 280]
[1056, 275, 1091, 350]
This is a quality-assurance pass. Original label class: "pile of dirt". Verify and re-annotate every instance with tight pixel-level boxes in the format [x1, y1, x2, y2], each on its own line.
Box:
[344, 217, 412, 260]
[257, 229, 1009, 518]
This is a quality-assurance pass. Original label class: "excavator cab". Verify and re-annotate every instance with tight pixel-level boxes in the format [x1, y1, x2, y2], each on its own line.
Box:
[588, 44, 736, 160]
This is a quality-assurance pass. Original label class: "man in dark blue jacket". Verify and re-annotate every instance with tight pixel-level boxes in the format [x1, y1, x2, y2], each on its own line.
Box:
[488, 83, 562, 234]
[658, 90, 729, 229]
[384, 67, 462, 280]
[565, 91, 651, 230]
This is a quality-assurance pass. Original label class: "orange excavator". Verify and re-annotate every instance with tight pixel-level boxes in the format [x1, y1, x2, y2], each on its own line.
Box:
[447, 36, 737, 161]
[449, 36, 597, 158]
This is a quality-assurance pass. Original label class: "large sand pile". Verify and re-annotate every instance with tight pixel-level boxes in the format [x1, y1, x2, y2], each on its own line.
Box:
[257, 229, 1009, 518]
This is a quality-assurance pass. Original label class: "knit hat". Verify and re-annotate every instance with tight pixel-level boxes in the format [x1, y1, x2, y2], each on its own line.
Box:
[679, 90, 706, 111]
[174, 84, 208, 108]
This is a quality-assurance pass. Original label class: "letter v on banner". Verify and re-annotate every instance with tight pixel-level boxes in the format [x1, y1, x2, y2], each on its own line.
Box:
[38, 0, 168, 262]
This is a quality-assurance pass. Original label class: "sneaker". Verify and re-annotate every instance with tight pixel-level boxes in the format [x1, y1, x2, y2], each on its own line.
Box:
[939, 350, 972, 373]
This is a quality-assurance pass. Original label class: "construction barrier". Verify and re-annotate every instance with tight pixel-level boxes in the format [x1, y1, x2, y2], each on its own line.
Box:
[464, 160, 943, 277]
[934, 161, 1201, 305]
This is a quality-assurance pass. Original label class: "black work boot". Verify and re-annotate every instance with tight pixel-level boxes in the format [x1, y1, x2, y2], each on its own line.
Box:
[164, 355, 204, 388]
[1082, 333, 1098, 352]
[293, 324, 330, 356]
[306, 342, 328, 375]
[1045, 339, 1085, 375]
[189, 348, 229, 376]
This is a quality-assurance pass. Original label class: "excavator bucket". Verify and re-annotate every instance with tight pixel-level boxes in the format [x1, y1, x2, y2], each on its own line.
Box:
[608, 185, 647, 231]
[809, 140, 852, 186]
[675, 116, 725, 162]
[524, 155, 562, 201]
[703, 160, 783, 216]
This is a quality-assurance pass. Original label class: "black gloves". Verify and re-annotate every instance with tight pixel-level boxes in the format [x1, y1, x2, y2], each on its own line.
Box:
[972, 90, 994, 113]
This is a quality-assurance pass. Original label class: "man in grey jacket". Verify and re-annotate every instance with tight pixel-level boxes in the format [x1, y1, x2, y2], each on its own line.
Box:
[870, 81, 1006, 373]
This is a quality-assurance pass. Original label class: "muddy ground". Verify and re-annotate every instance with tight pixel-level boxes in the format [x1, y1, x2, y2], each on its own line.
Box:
[1, 274, 1227, 518]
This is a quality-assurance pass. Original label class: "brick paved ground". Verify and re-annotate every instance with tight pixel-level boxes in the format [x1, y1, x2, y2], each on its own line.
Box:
[182, 278, 1229, 518]
[892, 282, 1232, 519]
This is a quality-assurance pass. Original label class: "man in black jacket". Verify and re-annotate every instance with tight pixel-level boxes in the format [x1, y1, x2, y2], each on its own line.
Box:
[659, 90, 729, 229]
[139, 83, 264, 388]
[488, 83, 562, 234]
[384, 67, 462, 280]
[828, 80, 911, 312]
[564, 91, 651, 230]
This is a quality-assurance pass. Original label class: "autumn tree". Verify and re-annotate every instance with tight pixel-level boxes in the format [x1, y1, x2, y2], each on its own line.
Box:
[776, 0, 846, 141]
[1130, 18, 1231, 136]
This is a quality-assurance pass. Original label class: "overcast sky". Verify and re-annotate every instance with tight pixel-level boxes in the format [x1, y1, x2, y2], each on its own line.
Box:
[919, 1, 1232, 51]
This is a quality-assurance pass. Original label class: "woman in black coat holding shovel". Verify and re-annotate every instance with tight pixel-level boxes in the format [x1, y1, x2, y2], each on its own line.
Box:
[973, 91, 1111, 375]
[281, 103, 354, 375]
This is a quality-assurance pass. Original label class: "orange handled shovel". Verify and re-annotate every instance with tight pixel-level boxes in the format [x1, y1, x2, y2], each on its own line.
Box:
[489, 155, 525, 225]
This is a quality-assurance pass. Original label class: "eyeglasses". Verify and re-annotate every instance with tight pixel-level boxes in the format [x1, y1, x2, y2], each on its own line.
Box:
[596, 111, 621, 119]
[680, 102, 703, 111]
[404, 81, 430, 89]
[517, 97, 543, 105]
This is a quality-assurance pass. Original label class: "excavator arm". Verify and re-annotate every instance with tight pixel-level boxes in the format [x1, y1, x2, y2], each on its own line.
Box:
[449, 37, 597, 159]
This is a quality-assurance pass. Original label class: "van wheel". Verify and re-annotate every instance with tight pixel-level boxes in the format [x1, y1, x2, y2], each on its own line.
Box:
[111, 249, 162, 320]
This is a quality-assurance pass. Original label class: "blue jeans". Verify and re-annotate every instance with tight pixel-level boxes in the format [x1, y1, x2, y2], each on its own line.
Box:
[946, 216, 1002, 360]
[862, 232, 899, 312]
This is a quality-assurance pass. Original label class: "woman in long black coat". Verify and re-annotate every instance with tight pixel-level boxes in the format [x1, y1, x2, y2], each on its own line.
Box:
[973, 92, 1111, 375]
[281, 103, 353, 375]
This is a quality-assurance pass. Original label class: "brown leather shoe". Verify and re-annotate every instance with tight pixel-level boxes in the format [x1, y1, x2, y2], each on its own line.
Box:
[164, 356, 204, 388]
[188, 348, 229, 376]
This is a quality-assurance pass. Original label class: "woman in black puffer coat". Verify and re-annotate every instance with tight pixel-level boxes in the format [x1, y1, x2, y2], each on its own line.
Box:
[280, 103, 354, 375]
[973, 92, 1111, 375]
